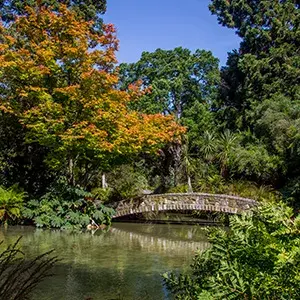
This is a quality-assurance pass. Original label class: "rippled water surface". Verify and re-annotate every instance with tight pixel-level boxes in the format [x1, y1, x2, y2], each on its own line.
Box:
[0, 223, 209, 300]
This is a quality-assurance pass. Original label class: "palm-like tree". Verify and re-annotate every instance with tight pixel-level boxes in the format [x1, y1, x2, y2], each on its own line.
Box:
[199, 131, 218, 163]
[217, 130, 238, 178]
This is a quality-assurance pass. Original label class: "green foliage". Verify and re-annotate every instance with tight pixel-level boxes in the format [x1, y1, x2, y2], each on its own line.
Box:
[0, 185, 26, 224]
[0, 237, 58, 300]
[209, 0, 300, 203]
[22, 182, 114, 229]
[192, 129, 238, 180]
[196, 177, 280, 202]
[119, 47, 220, 117]
[214, 50, 247, 130]
[106, 165, 149, 200]
[217, 130, 238, 178]
[190, 129, 283, 186]
[254, 95, 300, 179]
[91, 187, 113, 203]
[182, 102, 215, 152]
[197, 131, 218, 163]
[233, 144, 283, 182]
[164, 201, 300, 299]
[281, 177, 300, 211]
[119, 48, 219, 190]
[196, 175, 226, 194]
[167, 185, 189, 194]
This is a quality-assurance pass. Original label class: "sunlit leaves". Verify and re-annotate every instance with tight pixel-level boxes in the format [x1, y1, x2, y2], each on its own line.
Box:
[164, 201, 300, 299]
[0, 4, 184, 184]
[0, 186, 26, 223]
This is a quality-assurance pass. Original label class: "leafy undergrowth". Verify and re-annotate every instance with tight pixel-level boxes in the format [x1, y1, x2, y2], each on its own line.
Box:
[22, 184, 114, 230]
[164, 201, 300, 299]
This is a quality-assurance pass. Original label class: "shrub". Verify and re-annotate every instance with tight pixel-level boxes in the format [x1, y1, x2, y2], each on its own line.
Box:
[164, 201, 300, 299]
[232, 145, 283, 183]
[106, 165, 149, 200]
[0, 185, 26, 224]
[91, 187, 113, 203]
[167, 185, 189, 193]
[195, 178, 280, 202]
[22, 183, 114, 229]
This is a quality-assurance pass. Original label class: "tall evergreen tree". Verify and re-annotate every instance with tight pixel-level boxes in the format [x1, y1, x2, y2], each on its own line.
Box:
[210, 0, 300, 193]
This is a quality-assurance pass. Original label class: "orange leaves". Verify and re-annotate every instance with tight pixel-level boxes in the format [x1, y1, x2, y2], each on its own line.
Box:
[0, 3, 185, 167]
[99, 23, 119, 51]
[134, 114, 186, 149]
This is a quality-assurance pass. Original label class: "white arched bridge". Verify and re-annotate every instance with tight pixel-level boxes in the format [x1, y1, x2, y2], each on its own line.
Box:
[112, 193, 256, 219]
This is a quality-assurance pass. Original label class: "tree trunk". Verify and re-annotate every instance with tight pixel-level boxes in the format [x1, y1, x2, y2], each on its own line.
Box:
[187, 175, 193, 193]
[102, 173, 108, 189]
[68, 158, 75, 186]
[154, 148, 172, 193]
[170, 143, 182, 187]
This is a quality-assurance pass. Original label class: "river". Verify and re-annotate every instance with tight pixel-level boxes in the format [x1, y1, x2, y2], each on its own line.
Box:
[0, 223, 209, 300]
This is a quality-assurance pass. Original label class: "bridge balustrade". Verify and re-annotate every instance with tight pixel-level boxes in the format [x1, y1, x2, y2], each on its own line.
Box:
[113, 193, 256, 219]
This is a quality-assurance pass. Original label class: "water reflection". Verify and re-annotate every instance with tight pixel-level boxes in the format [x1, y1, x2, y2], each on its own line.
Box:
[0, 223, 209, 300]
[109, 225, 209, 255]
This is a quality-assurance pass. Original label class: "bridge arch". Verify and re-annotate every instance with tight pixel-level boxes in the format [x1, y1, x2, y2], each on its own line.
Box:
[113, 193, 256, 219]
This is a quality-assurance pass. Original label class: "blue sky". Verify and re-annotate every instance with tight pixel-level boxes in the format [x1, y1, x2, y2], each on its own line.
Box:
[103, 0, 241, 67]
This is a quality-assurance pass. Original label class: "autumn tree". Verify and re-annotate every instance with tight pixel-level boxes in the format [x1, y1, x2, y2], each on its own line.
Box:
[0, 4, 184, 188]
[0, 0, 106, 32]
[0, 0, 107, 194]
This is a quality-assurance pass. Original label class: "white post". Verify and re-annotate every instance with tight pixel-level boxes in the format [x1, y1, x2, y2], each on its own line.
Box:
[102, 173, 108, 189]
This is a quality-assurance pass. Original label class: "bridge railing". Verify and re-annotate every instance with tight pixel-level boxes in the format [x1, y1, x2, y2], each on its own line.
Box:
[113, 193, 256, 218]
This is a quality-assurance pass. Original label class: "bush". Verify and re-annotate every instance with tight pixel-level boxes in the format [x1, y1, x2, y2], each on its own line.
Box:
[91, 187, 113, 203]
[167, 185, 189, 193]
[232, 145, 283, 183]
[0, 185, 26, 224]
[163, 201, 300, 299]
[106, 165, 149, 200]
[22, 183, 114, 230]
[281, 177, 300, 211]
[196, 174, 226, 194]
[195, 178, 280, 202]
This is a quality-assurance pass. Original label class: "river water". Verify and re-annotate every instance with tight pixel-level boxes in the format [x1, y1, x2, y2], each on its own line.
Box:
[0, 223, 209, 300]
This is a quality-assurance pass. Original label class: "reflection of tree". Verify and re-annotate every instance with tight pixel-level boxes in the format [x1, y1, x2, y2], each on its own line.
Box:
[110, 227, 209, 255]
[115, 222, 208, 242]
[0, 224, 210, 300]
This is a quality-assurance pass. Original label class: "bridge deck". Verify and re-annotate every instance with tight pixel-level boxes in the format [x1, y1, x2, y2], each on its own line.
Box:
[113, 193, 256, 219]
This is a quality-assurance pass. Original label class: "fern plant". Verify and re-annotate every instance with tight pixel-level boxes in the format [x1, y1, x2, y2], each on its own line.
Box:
[0, 186, 26, 224]
[164, 201, 300, 299]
